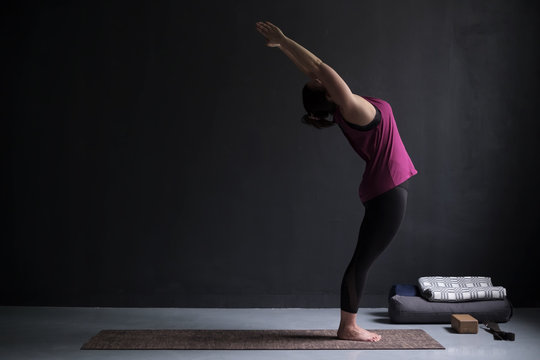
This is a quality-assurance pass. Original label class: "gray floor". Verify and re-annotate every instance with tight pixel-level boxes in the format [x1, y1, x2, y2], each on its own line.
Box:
[1, 306, 539, 360]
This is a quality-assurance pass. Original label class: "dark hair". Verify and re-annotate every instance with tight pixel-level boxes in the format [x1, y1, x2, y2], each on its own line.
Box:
[301, 84, 337, 129]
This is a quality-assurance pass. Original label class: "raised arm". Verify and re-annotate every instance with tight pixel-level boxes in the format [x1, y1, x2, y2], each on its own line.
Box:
[255, 21, 375, 126]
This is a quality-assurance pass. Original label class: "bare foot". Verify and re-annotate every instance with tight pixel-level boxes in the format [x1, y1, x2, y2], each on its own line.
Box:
[337, 325, 382, 342]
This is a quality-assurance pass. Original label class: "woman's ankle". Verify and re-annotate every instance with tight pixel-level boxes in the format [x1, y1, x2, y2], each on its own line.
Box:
[339, 309, 358, 328]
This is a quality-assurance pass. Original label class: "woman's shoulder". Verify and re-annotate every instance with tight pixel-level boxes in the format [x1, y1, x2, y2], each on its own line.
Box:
[359, 95, 392, 113]
[359, 95, 388, 105]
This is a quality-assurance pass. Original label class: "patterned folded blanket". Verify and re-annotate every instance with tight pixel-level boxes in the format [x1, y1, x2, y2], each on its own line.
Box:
[418, 276, 507, 302]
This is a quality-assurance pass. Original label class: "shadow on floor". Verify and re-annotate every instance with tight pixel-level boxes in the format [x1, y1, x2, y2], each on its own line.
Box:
[443, 326, 456, 334]
[367, 311, 392, 324]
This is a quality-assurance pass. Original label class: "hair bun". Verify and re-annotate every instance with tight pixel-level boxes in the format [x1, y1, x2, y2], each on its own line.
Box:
[301, 113, 336, 129]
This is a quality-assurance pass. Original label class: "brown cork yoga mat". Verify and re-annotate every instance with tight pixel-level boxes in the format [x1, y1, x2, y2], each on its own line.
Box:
[81, 329, 445, 350]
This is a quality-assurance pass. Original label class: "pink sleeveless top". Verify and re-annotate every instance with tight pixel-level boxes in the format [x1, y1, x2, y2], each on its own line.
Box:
[333, 95, 417, 203]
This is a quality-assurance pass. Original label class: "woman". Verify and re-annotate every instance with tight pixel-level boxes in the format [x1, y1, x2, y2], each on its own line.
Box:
[255, 21, 417, 342]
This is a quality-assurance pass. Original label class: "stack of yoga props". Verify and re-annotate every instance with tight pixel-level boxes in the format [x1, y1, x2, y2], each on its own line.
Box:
[388, 276, 513, 324]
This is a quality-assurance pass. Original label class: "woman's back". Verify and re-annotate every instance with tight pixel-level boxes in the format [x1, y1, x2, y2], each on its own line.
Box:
[333, 96, 417, 203]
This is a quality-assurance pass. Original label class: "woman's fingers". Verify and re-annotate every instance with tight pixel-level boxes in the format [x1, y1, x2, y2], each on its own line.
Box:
[256, 21, 284, 47]
[256, 21, 270, 30]
[256, 22, 269, 36]
[256, 21, 279, 35]
[265, 21, 283, 35]
[265, 21, 279, 31]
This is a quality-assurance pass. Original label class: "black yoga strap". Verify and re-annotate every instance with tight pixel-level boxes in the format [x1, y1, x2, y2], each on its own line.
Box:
[483, 322, 515, 341]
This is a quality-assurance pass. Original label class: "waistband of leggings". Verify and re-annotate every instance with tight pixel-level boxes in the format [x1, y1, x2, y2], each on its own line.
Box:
[397, 178, 410, 190]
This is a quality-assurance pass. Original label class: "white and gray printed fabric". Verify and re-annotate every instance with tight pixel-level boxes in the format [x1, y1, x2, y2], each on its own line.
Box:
[418, 276, 507, 302]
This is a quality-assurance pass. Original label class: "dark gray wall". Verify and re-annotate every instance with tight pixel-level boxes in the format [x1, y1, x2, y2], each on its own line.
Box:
[3, 0, 540, 307]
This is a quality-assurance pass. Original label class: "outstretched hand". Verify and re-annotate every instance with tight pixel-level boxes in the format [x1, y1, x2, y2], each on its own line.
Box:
[255, 21, 286, 47]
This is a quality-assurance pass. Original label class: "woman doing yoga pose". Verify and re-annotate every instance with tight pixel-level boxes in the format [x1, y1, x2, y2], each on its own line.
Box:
[255, 21, 417, 342]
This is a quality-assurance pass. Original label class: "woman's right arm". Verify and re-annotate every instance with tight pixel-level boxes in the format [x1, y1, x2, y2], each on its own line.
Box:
[256, 21, 320, 78]
[256, 21, 375, 126]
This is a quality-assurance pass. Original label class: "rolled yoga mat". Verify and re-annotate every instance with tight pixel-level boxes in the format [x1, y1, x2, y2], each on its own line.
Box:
[81, 329, 445, 350]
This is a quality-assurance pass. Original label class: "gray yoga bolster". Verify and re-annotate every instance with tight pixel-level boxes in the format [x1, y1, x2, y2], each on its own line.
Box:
[388, 295, 513, 324]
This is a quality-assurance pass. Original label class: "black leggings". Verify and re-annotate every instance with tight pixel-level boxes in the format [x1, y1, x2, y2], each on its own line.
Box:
[340, 179, 409, 313]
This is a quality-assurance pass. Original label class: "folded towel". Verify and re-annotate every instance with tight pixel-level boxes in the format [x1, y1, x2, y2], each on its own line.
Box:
[418, 276, 507, 302]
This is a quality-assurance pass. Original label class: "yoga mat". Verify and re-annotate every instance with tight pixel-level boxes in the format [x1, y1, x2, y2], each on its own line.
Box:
[81, 329, 445, 350]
